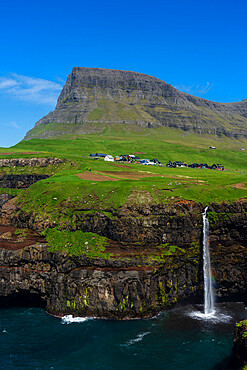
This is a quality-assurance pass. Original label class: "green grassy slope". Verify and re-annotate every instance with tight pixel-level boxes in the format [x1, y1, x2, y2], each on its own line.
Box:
[1, 125, 246, 256]
[0, 125, 246, 205]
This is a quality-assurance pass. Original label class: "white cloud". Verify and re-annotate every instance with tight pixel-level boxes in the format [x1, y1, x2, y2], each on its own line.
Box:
[54, 76, 66, 85]
[174, 82, 214, 96]
[10, 121, 21, 129]
[0, 73, 63, 105]
[0, 79, 18, 89]
[0, 121, 21, 129]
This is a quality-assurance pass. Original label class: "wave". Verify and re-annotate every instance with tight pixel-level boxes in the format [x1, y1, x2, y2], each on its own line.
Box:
[124, 331, 151, 346]
[61, 315, 95, 324]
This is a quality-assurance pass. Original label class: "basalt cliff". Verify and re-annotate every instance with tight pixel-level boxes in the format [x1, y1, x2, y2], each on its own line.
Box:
[0, 184, 246, 319]
[24, 67, 247, 140]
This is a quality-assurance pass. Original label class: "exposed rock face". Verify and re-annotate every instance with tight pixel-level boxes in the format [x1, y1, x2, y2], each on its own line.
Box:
[0, 244, 201, 318]
[0, 157, 63, 167]
[0, 194, 14, 219]
[0, 174, 50, 189]
[24, 67, 247, 140]
[0, 193, 13, 209]
[0, 198, 246, 319]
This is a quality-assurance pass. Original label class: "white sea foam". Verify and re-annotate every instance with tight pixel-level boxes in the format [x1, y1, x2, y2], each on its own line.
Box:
[125, 332, 151, 346]
[189, 310, 231, 323]
[61, 315, 94, 324]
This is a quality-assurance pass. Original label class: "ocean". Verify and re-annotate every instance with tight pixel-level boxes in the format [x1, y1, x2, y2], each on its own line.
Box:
[0, 302, 245, 370]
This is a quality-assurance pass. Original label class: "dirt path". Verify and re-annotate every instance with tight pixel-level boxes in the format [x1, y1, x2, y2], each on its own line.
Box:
[98, 170, 160, 180]
[231, 182, 247, 190]
[76, 170, 210, 183]
[76, 170, 161, 181]
[76, 173, 120, 181]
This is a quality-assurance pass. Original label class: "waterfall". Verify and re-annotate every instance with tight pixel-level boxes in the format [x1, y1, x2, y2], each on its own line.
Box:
[189, 207, 231, 321]
[202, 206, 215, 315]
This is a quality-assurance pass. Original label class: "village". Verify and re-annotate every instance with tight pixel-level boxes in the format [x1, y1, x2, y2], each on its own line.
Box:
[89, 153, 225, 170]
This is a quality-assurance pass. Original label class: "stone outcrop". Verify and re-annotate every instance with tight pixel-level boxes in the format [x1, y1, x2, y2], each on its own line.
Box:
[0, 174, 50, 189]
[0, 193, 13, 210]
[24, 67, 247, 140]
[0, 157, 63, 167]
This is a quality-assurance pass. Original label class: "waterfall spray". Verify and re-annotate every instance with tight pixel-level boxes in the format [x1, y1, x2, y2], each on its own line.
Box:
[202, 206, 215, 315]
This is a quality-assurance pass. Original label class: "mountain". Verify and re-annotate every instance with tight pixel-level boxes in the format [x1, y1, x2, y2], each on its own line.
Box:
[24, 67, 247, 140]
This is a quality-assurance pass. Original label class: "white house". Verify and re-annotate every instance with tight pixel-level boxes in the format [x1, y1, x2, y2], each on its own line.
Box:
[104, 155, 114, 162]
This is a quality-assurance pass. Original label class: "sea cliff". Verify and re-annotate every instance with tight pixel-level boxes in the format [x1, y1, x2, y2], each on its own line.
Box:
[0, 191, 246, 319]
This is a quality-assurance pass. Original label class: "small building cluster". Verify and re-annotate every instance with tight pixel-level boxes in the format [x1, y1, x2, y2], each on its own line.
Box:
[166, 161, 224, 170]
[89, 153, 161, 165]
[89, 154, 224, 170]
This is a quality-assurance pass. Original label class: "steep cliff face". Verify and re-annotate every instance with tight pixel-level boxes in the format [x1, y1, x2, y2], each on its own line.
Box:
[24, 67, 247, 140]
[230, 320, 247, 369]
[0, 197, 246, 318]
[0, 158, 64, 188]
[0, 244, 200, 318]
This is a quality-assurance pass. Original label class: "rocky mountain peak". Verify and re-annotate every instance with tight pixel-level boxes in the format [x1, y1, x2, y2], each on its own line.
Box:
[24, 67, 247, 140]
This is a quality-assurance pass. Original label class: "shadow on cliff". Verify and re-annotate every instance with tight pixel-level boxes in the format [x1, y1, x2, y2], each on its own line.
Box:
[0, 291, 46, 308]
[212, 356, 233, 370]
[212, 354, 242, 370]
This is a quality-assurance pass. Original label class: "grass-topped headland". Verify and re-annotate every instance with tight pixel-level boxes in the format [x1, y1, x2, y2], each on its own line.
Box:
[0, 125, 247, 251]
[1, 125, 246, 209]
[0, 124, 246, 259]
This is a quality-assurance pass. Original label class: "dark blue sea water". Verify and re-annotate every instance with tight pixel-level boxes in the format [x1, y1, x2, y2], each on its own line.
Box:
[0, 303, 245, 370]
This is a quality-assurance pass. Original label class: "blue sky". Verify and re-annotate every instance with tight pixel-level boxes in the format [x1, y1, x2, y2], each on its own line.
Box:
[0, 0, 246, 147]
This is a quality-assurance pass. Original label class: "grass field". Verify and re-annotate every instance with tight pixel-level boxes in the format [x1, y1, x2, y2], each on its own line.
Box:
[1, 124, 246, 256]
[0, 124, 246, 212]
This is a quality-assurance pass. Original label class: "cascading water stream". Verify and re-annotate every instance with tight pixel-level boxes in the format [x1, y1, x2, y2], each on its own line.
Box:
[202, 206, 215, 315]
[189, 207, 231, 321]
